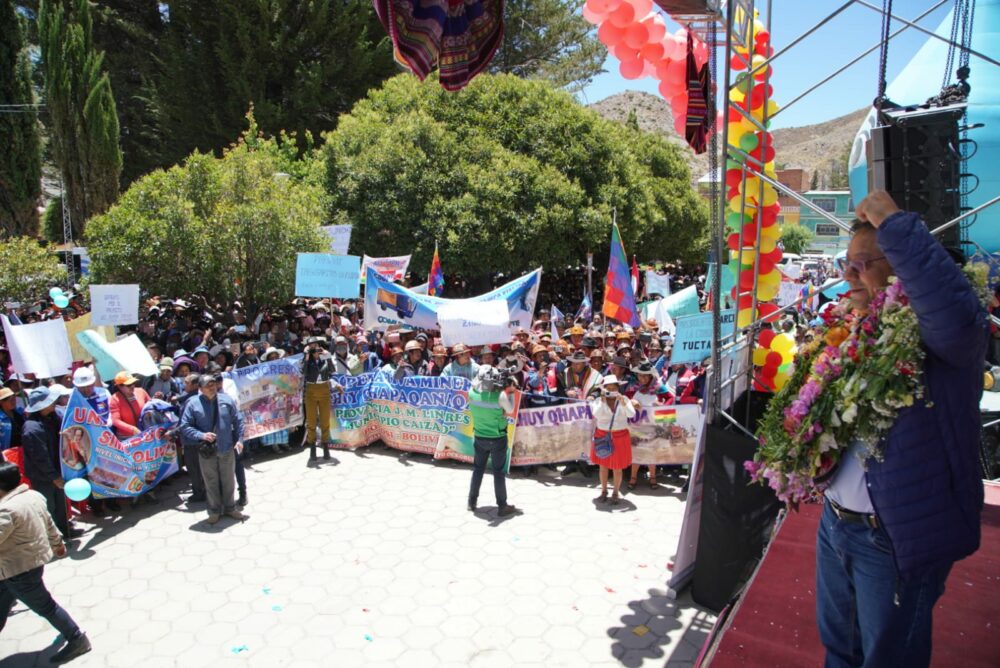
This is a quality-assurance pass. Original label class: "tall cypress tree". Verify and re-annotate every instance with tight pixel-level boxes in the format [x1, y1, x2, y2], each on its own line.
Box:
[39, 0, 122, 239]
[0, 0, 42, 237]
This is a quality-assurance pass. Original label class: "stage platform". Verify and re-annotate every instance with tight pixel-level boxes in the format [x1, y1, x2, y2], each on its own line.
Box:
[704, 482, 1000, 667]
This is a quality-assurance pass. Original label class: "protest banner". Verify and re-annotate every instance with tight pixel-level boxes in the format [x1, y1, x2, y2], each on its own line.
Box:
[295, 253, 361, 298]
[1, 315, 73, 379]
[321, 224, 352, 255]
[76, 331, 158, 380]
[222, 354, 305, 439]
[64, 314, 115, 362]
[660, 285, 701, 318]
[360, 255, 411, 283]
[90, 284, 140, 326]
[329, 371, 476, 456]
[328, 371, 703, 467]
[781, 263, 803, 280]
[364, 267, 541, 334]
[513, 401, 704, 466]
[645, 270, 672, 297]
[59, 391, 178, 498]
[777, 281, 803, 308]
[670, 310, 735, 364]
[437, 300, 511, 346]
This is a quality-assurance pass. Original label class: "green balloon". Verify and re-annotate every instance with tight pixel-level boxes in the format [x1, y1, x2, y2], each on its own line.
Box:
[739, 132, 759, 152]
[726, 212, 750, 229]
[736, 73, 753, 94]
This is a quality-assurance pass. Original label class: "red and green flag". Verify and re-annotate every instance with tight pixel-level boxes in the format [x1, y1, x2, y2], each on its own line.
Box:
[602, 223, 641, 327]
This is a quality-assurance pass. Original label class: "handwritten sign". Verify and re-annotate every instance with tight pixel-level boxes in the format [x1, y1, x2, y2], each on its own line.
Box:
[321, 225, 352, 255]
[360, 255, 411, 283]
[90, 284, 139, 326]
[295, 253, 361, 298]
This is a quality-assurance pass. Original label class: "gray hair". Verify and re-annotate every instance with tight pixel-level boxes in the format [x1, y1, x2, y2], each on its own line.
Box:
[197, 374, 217, 388]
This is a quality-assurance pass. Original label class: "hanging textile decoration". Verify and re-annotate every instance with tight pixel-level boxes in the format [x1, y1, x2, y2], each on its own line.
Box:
[683, 30, 713, 154]
[373, 0, 505, 92]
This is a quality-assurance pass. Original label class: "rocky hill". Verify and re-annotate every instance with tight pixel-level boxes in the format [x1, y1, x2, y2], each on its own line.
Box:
[588, 90, 867, 186]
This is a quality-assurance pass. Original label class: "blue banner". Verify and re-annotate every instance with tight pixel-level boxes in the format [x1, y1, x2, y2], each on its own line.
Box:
[295, 253, 361, 298]
[59, 391, 179, 498]
[222, 354, 305, 439]
[670, 309, 736, 364]
[363, 267, 541, 333]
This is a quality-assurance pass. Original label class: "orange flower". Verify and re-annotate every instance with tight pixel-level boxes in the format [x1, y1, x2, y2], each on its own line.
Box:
[824, 326, 849, 348]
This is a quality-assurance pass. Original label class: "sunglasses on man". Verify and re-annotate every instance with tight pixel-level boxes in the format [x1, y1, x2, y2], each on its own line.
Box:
[836, 255, 886, 274]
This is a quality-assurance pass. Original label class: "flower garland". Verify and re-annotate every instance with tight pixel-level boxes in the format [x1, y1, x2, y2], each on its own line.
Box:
[747, 265, 990, 505]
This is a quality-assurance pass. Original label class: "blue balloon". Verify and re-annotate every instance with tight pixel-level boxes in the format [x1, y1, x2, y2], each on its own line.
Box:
[49, 287, 64, 299]
[64, 478, 92, 502]
[53, 294, 70, 308]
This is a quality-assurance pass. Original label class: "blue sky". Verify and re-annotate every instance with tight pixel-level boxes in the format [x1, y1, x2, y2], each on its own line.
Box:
[578, 0, 954, 128]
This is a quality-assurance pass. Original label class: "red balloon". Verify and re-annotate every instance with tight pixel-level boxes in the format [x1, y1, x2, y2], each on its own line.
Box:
[725, 169, 743, 188]
[727, 187, 740, 200]
[761, 362, 779, 377]
[758, 329, 776, 348]
[730, 53, 747, 71]
[755, 42, 774, 58]
[758, 302, 781, 322]
[749, 84, 773, 109]
[739, 269, 756, 291]
[757, 257, 776, 275]
[727, 233, 741, 252]
[764, 247, 783, 264]
[755, 29, 770, 44]
[760, 204, 780, 226]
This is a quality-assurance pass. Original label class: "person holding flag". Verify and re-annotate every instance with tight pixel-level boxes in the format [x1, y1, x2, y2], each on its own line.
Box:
[428, 243, 445, 297]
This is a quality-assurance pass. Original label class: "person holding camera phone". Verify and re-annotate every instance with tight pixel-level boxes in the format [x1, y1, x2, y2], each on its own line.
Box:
[590, 375, 637, 505]
[467, 365, 518, 517]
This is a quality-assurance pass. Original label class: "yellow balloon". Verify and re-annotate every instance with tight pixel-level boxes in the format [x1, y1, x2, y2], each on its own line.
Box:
[766, 99, 780, 117]
[779, 348, 795, 366]
[761, 185, 779, 207]
[759, 237, 777, 254]
[772, 333, 795, 356]
[758, 270, 780, 287]
[730, 197, 756, 214]
[729, 88, 746, 103]
[731, 249, 756, 264]
[728, 122, 746, 145]
[737, 308, 755, 329]
[752, 346, 769, 367]
[738, 175, 761, 195]
[756, 282, 779, 302]
[739, 114, 757, 134]
[773, 370, 791, 390]
[760, 224, 781, 241]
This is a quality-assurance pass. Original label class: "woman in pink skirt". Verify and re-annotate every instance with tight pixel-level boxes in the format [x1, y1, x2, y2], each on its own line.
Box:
[590, 375, 636, 505]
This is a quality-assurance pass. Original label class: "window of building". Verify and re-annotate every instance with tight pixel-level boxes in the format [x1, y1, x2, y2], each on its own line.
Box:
[812, 197, 837, 213]
[847, 197, 855, 212]
[815, 223, 840, 236]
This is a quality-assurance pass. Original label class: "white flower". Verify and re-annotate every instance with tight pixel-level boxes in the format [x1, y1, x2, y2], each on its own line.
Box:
[842, 403, 857, 423]
[818, 433, 837, 453]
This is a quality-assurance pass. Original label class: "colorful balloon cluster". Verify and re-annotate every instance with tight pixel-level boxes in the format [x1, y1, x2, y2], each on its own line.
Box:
[753, 329, 794, 391]
[584, 0, 713, 136]
[722, 17, 788, 390]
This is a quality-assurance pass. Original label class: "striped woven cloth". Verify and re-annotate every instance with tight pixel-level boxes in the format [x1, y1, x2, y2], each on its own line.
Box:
[374, 0, 505, 91]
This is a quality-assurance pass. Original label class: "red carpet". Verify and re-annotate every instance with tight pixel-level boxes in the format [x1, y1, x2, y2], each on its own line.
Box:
[707, 483, 1000, 667]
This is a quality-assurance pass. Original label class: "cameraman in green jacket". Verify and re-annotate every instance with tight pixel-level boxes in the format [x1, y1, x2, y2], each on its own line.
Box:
[467, 365, 517, 517]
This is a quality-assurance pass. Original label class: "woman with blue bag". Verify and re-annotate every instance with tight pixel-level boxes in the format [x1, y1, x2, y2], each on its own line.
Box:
[589, 375, 636, 505]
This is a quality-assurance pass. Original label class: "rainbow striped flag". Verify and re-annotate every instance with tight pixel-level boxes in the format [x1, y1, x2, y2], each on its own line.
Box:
[602, 223, 641, 327]
[653, 408, 677, 424]
[428, 242, 445, 297]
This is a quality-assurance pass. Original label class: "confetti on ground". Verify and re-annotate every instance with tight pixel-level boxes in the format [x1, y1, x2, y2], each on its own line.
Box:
[271, 605, 283, 612]
[364, 634, 374, 642]
[262, 587, 271, 595]
[362, 608, 370, 613]
[604, 587, 616, 593]
[231, 645, 249, 654]
[633, 625, 650, 637]
[638, 564, 648, 568]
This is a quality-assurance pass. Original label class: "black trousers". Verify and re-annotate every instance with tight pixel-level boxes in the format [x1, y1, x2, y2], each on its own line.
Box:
[30, 480, 68, 539]
[468, 436, 508, 507]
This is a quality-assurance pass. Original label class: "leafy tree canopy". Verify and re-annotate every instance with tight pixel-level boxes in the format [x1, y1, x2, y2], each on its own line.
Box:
[0, 235, 67, 304]
[85, 111, 328, 318]
[324, 74, 708, 281]
[780, 223, 815, 256]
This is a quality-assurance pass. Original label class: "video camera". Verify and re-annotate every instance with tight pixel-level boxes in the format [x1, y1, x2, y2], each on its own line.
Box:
[479, 366, 517, 393]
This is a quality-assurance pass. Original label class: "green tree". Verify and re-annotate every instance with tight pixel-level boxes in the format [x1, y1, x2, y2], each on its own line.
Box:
[780, 224, 814, 255]
[38, 0, 122, 238]
[0, 0, 42, 237]
[155, 0, 396, 167]
[491, 0, 605, 92]
[809, 170, 819, 190]
[324, 74, 707, 282]
[41, 194, 62, 242]
[828, 141, 851, 190]
[85, 112, 327, 319]
[0, 235, 67, 304]
[90, 0, 165, 187]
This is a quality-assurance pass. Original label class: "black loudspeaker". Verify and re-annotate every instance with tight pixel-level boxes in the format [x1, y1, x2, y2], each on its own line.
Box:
[867, 103, 965, 249]
[691, 390, 782, 612]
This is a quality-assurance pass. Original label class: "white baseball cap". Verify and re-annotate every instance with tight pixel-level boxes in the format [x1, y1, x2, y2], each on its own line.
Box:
[72, 366, 96, 387]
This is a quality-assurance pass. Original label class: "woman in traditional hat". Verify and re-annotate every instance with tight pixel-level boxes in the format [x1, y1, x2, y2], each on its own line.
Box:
[589, 375, 636, 505]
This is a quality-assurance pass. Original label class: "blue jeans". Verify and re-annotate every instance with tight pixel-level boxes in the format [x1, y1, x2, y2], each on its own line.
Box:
[816, 503, 952, 668]
[468, 436, 508, 507]
[0, 566, 80, 640]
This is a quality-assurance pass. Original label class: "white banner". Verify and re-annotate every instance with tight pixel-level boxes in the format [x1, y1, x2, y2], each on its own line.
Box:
[777, 281, 803, 308]
[2, 315, 74, 379]
[89, 284, 140, 326]
[438, 300, 511, 346]
[360, 255, 411, 283]
[321, 225, 352, 255]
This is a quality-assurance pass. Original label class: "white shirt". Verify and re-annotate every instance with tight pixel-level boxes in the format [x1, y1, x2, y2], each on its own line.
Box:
[589, 396, 636, 431]
[825, 440, 875, 514]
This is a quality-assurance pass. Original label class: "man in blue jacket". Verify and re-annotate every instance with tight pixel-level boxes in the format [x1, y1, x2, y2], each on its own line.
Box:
[180, 375, 246, 525]
[817, 191, 988, 667]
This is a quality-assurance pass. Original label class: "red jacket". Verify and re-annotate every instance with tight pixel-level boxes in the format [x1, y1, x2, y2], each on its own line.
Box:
[109, 388, 151, 438]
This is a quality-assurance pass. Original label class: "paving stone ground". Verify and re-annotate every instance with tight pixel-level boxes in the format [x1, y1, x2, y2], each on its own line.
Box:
[0, 443, 714, 667]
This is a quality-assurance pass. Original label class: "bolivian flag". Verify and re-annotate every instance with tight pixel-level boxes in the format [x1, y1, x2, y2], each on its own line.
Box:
[653, 408, 677, 424]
